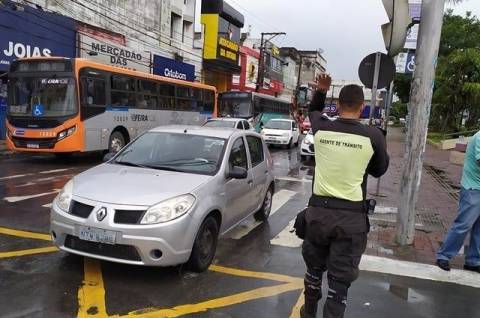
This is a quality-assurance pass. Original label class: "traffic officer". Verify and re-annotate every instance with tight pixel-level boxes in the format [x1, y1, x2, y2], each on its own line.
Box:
[300, 75, 389, 318]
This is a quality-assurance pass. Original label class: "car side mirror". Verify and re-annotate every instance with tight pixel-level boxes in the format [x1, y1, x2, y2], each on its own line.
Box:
[103, 152, 116, 162]
[228, 166, 248, 179]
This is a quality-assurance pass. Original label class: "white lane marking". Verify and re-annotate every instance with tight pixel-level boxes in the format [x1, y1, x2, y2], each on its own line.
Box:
[0, 174, 29, 181]
[360, 255, 480, 288]
[270, 219, 303, 248]
[42, 203, 53, 208]
[275, 176, 312, 183]
[226, 190, 297, 240]
[39, 169, 70, 174]
[4, 190, 60, 203]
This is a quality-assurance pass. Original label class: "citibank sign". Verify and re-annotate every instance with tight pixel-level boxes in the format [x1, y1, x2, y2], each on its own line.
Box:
[153, 55, 195, 82]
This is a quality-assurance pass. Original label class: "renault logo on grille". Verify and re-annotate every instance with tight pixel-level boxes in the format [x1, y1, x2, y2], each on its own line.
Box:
[96, 207, 107, 221]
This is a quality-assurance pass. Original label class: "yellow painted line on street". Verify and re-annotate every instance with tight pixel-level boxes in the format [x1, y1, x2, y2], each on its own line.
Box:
[0, 246, 58, 259]
[77, 258, 108, 318]
[119, 282, 303, 318]
[0, 226, 52, 241]
[289, 290, 304, 318]
[209, 264, 303, 284]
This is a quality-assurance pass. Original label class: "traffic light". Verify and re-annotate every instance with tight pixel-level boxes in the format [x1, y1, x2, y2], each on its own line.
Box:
[382, 0, 412, 57]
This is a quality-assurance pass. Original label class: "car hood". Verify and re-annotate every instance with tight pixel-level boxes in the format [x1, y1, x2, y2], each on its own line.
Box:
[73, 163, 212, 206]
[262, 128, 289, 136]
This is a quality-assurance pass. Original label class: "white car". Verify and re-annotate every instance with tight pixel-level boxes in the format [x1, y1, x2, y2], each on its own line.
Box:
[300, 129, 315, 161]
[261, 119, 300, 148]
[203, 118, 254, 131]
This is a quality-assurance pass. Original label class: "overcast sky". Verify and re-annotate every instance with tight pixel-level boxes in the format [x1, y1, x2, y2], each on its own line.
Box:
[217, 0, 480, 81]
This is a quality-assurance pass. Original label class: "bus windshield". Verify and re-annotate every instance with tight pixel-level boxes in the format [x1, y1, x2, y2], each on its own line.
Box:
[8, 77, 77, 117]
[219, 98, 252, 118]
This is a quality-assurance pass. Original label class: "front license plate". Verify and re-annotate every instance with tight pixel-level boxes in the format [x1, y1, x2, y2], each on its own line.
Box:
[78, 226, 117, 245]
[27, 143, 39, 149]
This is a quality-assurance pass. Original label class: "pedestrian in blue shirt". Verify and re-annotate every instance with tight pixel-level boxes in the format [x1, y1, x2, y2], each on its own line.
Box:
[437, 132, 480, 273]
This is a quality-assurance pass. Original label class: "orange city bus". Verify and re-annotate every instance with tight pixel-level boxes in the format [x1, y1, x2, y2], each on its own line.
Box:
[5, 57, 217, 156]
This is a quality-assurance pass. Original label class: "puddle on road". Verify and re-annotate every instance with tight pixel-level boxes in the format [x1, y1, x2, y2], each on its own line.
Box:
[388, 284, 425, 303]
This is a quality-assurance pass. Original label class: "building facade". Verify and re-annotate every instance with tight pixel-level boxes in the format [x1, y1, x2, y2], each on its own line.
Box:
[201, 0, 244, 92]
[20, 0, 201, 81]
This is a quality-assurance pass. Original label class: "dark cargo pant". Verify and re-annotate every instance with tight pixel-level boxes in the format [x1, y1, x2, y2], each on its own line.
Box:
[302, 206, 368, 318]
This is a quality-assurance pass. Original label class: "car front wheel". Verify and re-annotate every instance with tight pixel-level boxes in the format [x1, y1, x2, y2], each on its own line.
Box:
[254, 186, 273, 221]
[188, 216, 219, 272]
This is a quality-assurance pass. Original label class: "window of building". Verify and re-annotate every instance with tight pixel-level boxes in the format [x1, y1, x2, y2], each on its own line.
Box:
[218, 17, 240, 42]
[171, 13, 182, 41]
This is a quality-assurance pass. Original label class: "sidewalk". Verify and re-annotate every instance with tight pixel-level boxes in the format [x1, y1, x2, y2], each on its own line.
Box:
[365, 127, 465, 267]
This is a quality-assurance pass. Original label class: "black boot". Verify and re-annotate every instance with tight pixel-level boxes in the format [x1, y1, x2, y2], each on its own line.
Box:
[300, 305, 316, 318]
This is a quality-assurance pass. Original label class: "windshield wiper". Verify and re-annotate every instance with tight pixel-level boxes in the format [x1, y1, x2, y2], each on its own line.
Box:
[114, 161, 149, 168]
[115, 161, 184, 172]
[155, 159, 217, 166]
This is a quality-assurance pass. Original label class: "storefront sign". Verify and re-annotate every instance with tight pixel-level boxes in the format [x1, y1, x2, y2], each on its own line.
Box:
[0, 2, 76, 71]
[217, 37, 239, 63]
[246, 55, 258, 89]
[79, 34, 150, 73]
[153, 55, 195, 82]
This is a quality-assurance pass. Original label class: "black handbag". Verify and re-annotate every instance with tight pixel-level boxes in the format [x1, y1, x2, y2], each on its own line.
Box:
[292, 207, 308, 240]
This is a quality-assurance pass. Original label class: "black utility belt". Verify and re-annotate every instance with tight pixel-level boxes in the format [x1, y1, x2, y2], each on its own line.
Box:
[309, 195, 368, 213]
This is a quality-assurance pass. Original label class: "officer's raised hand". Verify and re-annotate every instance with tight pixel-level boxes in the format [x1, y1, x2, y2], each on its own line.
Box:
[316, 74, 332, 93]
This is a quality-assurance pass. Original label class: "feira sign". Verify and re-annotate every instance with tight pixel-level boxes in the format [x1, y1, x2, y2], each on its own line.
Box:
[79, 33, 150, 73]
[217, 37, 239, 63]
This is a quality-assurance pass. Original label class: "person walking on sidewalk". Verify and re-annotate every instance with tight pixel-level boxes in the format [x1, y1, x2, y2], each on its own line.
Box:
[436, 132, 480, 273]
[300, 75, 389, 318]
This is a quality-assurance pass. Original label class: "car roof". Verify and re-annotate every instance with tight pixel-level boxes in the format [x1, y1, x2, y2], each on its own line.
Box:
[268, 118, 294, 122]
[207, 118, 242, 122]
[149, 125, 251, 139]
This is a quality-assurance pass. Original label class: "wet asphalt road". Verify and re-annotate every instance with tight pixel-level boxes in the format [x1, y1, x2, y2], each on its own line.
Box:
[1, 146, 479, 318]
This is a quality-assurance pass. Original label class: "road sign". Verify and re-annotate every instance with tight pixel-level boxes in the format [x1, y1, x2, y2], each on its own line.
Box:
[396, 52, 415, 74]
[358, 52, 396, 89]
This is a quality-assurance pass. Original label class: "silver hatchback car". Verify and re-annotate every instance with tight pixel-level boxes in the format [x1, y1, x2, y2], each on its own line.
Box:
[50, 126, 275, 272]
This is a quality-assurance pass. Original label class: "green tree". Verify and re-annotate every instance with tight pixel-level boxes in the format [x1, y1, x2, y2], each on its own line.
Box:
[396, 10, 480, 132]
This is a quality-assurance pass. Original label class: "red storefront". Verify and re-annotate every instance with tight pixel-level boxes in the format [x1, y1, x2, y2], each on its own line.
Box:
[231, 46, 284, 96]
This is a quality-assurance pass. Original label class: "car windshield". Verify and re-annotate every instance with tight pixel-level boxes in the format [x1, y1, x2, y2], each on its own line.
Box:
[113, 132, 226, 175]
[8, 77, 77, 117]
[204, 120, 236, 128]
[264, 120, 291, 130]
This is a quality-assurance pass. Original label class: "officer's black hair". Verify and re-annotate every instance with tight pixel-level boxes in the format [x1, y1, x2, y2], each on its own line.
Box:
[338, 85, 364, 110]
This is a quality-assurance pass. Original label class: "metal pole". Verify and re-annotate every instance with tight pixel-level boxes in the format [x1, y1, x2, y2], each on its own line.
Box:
[396, 0, 446, 246]
[384, 82, 394, 132]
[369, 52, 382, 125]
[256, 33, 265, 92]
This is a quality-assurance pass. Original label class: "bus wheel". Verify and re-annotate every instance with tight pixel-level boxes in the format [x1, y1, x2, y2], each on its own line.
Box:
[109, 131, 126, 153]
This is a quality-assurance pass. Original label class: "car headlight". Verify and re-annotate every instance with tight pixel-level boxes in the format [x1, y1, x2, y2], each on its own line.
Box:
[141, 194, 196, 224]
[54, 179, 74, 212]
